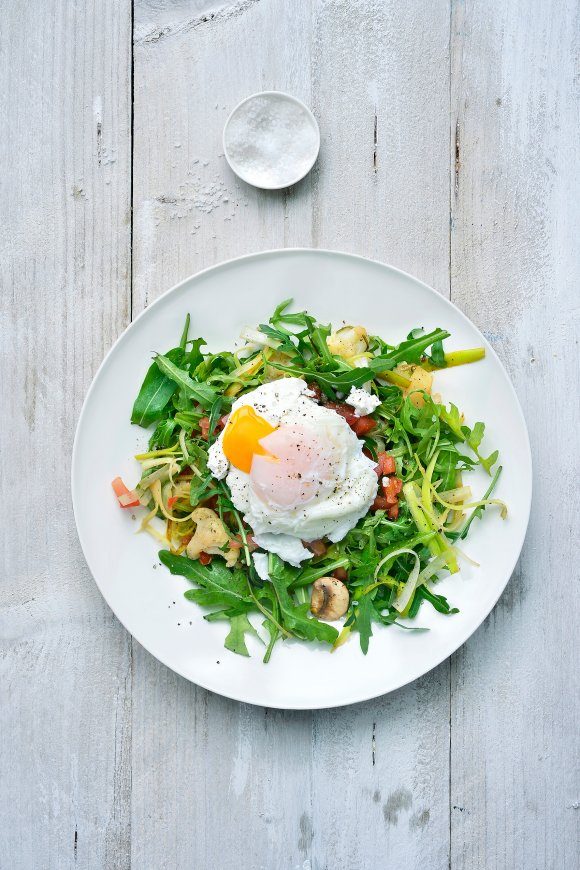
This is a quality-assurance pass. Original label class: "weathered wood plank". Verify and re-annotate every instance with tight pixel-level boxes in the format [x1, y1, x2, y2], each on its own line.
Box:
[309, 2, 452, 868]
[0, 2, 132, 868]
[450, 1, 580, 867]
[132, 3, 315, 869]
[131, 1, 452, 869]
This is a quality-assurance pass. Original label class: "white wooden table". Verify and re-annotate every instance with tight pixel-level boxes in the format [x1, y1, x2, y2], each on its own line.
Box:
[2, 1, 579, 867]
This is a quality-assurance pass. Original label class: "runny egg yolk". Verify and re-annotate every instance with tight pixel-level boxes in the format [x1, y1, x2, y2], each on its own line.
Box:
[222, 405, 277, 473]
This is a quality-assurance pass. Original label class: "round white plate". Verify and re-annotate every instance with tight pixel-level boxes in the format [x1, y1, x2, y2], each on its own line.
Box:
[72, 250, 532, 709]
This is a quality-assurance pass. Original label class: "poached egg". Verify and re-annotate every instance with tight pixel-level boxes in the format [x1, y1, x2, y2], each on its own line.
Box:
[208, 378, 377, 565]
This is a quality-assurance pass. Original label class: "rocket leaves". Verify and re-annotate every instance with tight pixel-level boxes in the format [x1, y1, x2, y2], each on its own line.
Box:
[126, 302, 503, 661]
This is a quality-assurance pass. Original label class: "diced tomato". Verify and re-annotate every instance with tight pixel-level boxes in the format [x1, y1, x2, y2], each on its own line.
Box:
[325, 402, 377, 438]
[230, 533, 257, 552]
[307, 382, 324, 402]
[167, 496, 178, 510]
[376, 452, 396, 476]
[325, 401, 359, 428]
[199, 552, 212, 565]
[353, 416, 377, 436]
[382, 475, 403, 505]
[111, 476, 141, 508]
[199, 413, 229, 440]
[199, 416, 211, 439]
[202, 495, 219, 510]
[304, 539, 327, 557]
[387, 503, 400, 520]
[371, 495, 389, 511]
[333, 567, 348, 581]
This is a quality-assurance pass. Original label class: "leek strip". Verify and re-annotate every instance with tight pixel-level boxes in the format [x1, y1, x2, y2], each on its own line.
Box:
[403, 482, 459, 573]
[178, 429, 190, 463]
[430, 485, 508, 519]
[134, 445, 179, 460]
[150, 479, 193, 523]
[380, 370, 412, 389]
[438, 486, 472, 504]
[422, 347, 485, 371]
[332, 625, 352, 651]
[392, 553, 421, 614]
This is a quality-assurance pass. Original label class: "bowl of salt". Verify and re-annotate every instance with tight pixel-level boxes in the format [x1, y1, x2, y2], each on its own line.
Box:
[223, 91, 320, 190]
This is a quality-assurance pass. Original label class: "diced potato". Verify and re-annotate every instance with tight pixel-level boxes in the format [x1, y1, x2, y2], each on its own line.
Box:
[326, 326, 369, 358]
[397, 364, 433, 408]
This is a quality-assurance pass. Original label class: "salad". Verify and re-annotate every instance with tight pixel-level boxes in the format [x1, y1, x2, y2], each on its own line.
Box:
[112, 300, 506, 661]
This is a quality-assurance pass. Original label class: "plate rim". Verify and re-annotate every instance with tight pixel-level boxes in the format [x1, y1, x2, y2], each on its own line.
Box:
[71, 248, 533, 709]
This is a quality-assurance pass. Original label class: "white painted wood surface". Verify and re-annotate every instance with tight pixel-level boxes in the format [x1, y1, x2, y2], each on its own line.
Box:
[1, 1, 578, 868]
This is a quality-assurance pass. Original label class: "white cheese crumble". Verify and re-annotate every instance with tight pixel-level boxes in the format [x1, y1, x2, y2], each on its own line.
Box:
[346, 386, 381, 418]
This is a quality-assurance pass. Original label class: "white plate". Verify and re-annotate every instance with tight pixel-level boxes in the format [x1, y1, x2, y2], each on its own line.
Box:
[72, 250, 532, 709]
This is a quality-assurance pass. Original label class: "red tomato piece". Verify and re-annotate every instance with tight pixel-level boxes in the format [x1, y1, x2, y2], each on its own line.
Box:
[372, 495, 389, 511]
[307, 382, 324, 402]
[377, 452, 396, 475]
[353, 416, 377, 437]
[199, 552, 212, 565]
[199, 416, 211, 439]
[111, 477, 141, 508]
[325, 401, 359, 428]
[382, 475, 403, 505]
[387, 503, 400, 520]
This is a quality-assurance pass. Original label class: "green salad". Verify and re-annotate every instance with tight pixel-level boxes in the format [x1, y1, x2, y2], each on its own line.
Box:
[112, 300, 506, 661]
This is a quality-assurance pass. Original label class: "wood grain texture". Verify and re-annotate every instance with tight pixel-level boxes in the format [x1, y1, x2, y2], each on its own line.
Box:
[450, 1, 580, 868]
[131, 1, 452, 868]
[2, 0, 578, 867]
[0, 1, 132, 868]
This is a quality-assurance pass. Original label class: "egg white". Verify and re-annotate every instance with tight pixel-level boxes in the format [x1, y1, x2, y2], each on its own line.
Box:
[208, 378, 377, 565]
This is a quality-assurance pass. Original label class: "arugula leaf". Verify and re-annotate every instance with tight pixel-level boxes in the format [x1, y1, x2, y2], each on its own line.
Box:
[185, 337, 207, 371]
[419, 585, 459, 615]
[458, 465, 503, 539]
[155, 354, 217, 407]
[159, 551, 251, 609]
[131, 347, 183, 427]
[268, 361, 372, 392]
[354, 593, 375, 654]
[148, 416, 179, 449]
[206, 396, 224, 445]
[466, 420, 485, 450]
[224, 613, 260, 656]
[427, 338, 447, 368]
[370, 328, 450, 371]
[179, 314, 190, 350]
[268, 555, 338, 644]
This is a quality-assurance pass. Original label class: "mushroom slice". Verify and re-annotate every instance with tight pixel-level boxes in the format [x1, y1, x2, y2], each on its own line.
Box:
[310, 577, 350, 621]
[186, 507, 239, 567]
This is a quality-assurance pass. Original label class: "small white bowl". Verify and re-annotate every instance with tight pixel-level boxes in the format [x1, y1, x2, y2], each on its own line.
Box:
[223, 91, 320, 190]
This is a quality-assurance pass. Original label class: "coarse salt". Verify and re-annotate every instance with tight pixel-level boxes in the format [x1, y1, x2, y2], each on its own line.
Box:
[224, 92, 320, 189]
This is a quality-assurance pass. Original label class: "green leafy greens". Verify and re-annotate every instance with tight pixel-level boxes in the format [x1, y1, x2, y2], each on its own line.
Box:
[125, 299, 504, 661]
